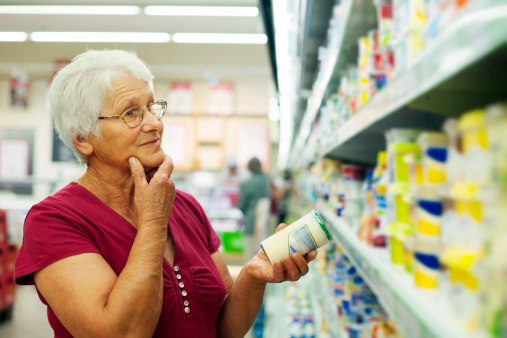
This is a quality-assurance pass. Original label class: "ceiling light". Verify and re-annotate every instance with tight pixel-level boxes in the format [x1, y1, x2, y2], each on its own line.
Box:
[145, 6, 258, 16]
[30, 32, 170, 43]
[0, 6, 140, 15]
[172, 33, 266, 44]
[0, 32, 27, 41]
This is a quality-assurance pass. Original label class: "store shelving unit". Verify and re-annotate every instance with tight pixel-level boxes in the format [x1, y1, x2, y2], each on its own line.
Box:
[263, 268, 344, 338]
[275, 0, 507, 336]
[290, 0, 507, 167]
[320, 208, 487, 337]
[292, 0, 377, 162]
[305, 267, 344, 338]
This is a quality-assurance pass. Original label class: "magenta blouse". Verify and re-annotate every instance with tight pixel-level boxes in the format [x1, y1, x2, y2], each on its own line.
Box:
[15, 182, 226, 337]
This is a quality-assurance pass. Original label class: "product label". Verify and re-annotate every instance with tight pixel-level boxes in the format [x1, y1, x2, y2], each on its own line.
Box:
[288, 225, 317, 255]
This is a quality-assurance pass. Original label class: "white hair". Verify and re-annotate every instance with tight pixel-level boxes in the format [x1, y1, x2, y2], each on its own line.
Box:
[49, 49, 154, 165]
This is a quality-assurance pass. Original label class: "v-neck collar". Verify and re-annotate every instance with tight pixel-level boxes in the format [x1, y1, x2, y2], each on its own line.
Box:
[70, 181, 183, 266]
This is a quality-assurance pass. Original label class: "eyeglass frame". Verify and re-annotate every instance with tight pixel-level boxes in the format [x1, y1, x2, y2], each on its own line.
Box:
[98, 100, 167, 128]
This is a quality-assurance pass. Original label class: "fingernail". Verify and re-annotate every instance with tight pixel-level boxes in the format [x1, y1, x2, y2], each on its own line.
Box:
[128, 157, 137, 166]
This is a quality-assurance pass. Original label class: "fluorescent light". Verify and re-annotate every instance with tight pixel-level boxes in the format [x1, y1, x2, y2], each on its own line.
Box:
[145, 6, 258, 17]
[173, 33, 266, 44]
[30, 32, 170, 43]
[0, 6, 140, 15]
[0, 32, 27, 41]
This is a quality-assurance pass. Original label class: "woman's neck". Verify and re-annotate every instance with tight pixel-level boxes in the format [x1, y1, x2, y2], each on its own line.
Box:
[76, 165, 138, 223]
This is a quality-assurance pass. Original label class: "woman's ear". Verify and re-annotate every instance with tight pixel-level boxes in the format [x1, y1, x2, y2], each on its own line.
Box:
[72, 135, 93, 156]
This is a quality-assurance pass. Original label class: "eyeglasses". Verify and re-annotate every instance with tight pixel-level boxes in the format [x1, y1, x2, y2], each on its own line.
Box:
[98, 100, 167, 128]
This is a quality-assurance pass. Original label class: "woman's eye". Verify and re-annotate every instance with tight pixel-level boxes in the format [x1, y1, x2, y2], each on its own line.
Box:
[125, 108, 139, 117]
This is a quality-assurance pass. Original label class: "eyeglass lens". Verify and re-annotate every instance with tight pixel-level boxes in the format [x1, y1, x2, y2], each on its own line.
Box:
[123, 102, 166, 127]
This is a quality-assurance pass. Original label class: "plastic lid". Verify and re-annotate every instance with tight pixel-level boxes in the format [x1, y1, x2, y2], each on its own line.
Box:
[458, 109, 485, 132]
[388, 143, 421, 152]
[377, 151, 387, 165]
[485, 102, 507, 122]
[385, 128, 422, 144]
[417, 132, 447, 146]
[312, 210, 331, 240]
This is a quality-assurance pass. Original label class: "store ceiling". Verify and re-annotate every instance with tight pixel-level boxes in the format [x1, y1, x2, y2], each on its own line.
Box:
[0, 0, 271, 80]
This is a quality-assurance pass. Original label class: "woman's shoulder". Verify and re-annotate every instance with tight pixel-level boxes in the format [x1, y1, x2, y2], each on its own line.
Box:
[27, 182, 98, 222]
[32, 182, 81, 209]
[174, 188, 198, 205]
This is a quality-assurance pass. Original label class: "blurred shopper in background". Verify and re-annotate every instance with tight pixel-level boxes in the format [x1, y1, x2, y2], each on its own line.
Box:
[270, 169, 292, 225]
[238, 157, 271, 263]
[222, 155, 244, 187]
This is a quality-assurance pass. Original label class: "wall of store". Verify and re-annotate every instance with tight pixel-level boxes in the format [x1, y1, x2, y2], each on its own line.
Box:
[0, 74, 275, 175]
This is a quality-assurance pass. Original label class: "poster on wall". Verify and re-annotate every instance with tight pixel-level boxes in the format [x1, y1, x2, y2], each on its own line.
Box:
[0, 139, 29, 180]
[208, 82, 234, 115]
[0, 129, 34, 195]
[10, 68, 30, 108]
[162, 122, 188, 169]
[168, 82, 193, 115]
[235, 124, 269, 170]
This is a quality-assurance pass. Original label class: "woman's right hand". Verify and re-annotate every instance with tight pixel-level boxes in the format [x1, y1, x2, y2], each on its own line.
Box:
[128, 154, 176, 228]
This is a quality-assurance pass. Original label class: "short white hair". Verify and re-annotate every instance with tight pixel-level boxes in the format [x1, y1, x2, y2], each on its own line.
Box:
[49, 49, 154, 165]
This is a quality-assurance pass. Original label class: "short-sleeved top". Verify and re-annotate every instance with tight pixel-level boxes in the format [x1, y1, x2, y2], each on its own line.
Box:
[14, 182, 226, 337]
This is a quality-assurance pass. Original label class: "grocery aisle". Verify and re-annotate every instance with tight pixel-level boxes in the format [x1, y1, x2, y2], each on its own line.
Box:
[261, 0, 507, 336]
[0, 286, 53, 338]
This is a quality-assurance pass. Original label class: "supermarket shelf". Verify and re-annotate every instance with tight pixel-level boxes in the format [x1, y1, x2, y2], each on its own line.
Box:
[305, 267, 343, 338]
[318, 3, 507, 165]
[262, 269, 344, 338]
[291, 0, 377, 165]
[319, 208, 488, 338]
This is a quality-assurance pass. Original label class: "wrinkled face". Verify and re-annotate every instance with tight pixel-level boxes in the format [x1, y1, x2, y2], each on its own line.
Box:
[90, 77, 165, 172]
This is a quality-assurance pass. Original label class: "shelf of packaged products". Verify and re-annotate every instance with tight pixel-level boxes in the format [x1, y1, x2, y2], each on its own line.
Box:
[262, 268, 344, 338]
[319, 207, 488, 338]
[316, 3, 507, 166]
[290, 2, 507, 168]
[304, 267, 344, 338]
[290, 0, 377, 165]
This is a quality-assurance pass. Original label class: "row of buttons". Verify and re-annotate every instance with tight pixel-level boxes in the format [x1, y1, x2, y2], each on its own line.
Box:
[174, 266, 190, 314]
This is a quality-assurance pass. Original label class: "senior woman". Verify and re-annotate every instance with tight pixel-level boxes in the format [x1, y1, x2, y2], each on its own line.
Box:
[14, 49, 317, 338]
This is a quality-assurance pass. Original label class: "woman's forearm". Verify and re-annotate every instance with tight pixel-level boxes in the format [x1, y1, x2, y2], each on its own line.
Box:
[100, 222, 167, 337]
[216, 266, 267, 338]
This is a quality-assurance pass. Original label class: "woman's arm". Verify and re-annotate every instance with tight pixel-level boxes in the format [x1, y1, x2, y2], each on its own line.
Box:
[34, 156, 176, 337]
[214, 224, 317, 338]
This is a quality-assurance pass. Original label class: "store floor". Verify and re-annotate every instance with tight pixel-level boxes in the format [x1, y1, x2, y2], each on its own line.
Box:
[0, 286, 53, 337]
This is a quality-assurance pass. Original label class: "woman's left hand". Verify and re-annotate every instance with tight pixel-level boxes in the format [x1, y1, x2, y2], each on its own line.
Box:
[245, 224, 318, 284]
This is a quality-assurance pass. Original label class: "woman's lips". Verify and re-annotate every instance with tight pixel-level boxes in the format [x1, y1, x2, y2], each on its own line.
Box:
[140, 139, 161, 147]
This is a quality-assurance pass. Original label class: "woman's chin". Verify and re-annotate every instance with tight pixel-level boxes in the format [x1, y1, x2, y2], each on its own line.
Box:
[140, 153, 165, 172]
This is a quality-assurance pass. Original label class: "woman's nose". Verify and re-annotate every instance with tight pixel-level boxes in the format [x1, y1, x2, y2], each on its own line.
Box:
[141, 108, 163, 131]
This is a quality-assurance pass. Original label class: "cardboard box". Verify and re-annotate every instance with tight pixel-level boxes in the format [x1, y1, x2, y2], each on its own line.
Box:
[2, 276, 15, 308]
[6, 244, 18, 275]
[0, 210, 6, 245]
